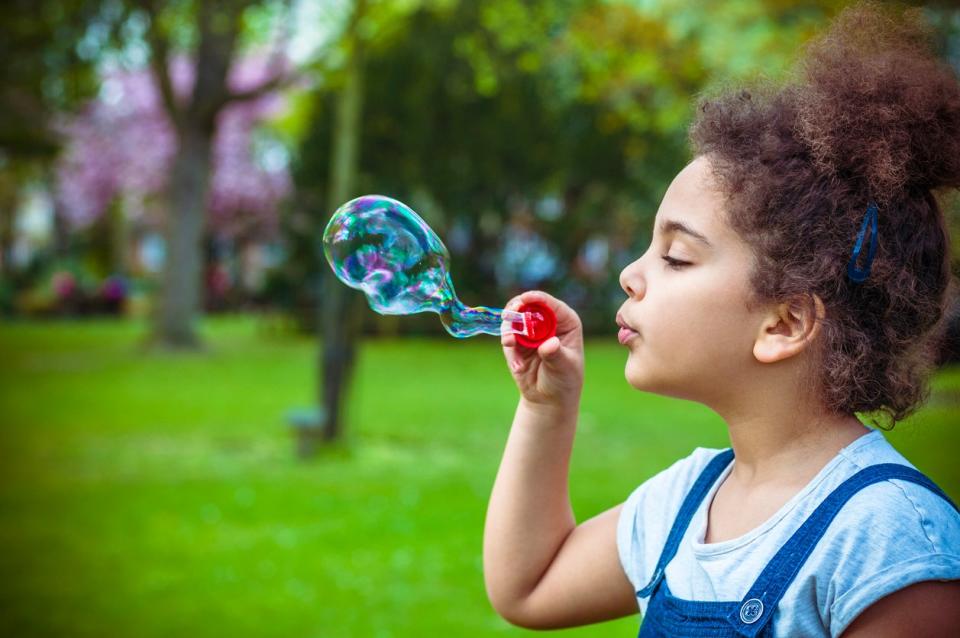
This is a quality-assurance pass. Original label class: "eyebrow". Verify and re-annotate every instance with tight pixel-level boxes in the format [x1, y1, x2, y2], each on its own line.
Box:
[657, 219, 713, 248]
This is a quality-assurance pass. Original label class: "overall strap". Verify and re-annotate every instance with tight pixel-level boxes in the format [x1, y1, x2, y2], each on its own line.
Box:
[726, 463, 960, 637]
[636, 448, 735, 598]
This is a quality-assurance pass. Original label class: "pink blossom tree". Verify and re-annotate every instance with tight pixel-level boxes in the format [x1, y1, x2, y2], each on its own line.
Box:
[55, 43, 293, 344]
[95, 0, 296, 348]
[56, 55, 290, 238]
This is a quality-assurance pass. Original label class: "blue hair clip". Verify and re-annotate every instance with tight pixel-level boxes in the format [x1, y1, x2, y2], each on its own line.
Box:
[847, 202, 879, 284]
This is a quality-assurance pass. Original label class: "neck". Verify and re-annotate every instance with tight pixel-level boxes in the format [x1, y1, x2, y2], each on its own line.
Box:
[694, 354, 874, 489]
[711, 390, 872, 489]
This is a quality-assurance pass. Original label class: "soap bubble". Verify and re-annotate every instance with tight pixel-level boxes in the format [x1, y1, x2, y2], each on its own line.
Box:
[322, 195, 555, 345]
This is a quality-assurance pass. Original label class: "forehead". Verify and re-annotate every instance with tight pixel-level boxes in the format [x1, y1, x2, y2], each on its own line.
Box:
[654, 157, 730, 246]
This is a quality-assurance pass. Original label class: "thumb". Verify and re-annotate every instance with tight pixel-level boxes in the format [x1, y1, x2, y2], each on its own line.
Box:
[537, 336, 562, 360]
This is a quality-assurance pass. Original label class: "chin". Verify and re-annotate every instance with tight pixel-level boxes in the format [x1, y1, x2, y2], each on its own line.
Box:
[624, 361, 654, 392]
[624, 361, 691, 401]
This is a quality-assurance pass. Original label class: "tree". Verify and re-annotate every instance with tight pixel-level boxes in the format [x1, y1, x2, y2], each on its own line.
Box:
[139, 0, 295, 348]
[287, 0, 440, 447]
[55, 57, 290, 243]
[0, 0, 109, 159]
[316, 0, 369, 443]
[0, 0, 118, 278]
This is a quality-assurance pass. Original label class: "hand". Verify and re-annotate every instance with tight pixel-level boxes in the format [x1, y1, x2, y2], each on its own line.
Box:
[501, 290, 584, 412]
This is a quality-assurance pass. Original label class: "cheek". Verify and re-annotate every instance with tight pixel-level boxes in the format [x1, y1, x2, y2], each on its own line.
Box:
[624, 282, 757, 385]
[682, 286, 758, 362]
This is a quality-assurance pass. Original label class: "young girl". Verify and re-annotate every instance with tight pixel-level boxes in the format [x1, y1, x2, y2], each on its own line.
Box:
[483, 3, 960, 636]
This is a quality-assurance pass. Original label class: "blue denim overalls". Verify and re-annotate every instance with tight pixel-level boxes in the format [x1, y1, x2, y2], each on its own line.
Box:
[635, 448, 960, 637]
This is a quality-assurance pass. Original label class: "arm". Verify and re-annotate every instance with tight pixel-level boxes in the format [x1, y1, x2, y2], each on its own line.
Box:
[840, 580, 960, 638]
[483, 399, 637, 628]
[483, 291, 638, 628]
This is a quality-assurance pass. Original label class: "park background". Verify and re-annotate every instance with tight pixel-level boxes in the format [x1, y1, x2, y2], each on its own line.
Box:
[2, 1, 959, 636]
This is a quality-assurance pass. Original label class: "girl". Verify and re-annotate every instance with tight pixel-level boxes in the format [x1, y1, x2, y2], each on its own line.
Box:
[483, 3, 960, 636]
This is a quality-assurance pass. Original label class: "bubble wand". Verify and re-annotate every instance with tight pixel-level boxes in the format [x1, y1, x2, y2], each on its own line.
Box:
[322, 195, 556, 348]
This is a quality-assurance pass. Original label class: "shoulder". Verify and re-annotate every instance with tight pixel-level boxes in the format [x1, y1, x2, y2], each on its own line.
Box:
[839, 474, 960, 546]
[619, 446, 730, 522]
[830, 432, 960, 556]
[822, 466, 960, 636]
[623, 446, 730, 503]
[617, 446, 730, 592]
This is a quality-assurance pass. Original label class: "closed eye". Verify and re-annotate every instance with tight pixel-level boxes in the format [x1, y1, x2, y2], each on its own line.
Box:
[661, 255, 690, 270]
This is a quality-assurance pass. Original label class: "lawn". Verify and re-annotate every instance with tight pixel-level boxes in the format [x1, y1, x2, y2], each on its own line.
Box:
[1, 316, 957, 637]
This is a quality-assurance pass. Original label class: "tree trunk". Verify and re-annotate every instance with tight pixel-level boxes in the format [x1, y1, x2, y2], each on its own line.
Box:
[109, 195, 128, 277]
[153, 126, 212, 348]
[0, 199, 13, 277]
[320, 274, 366, 442]
[0, 162, 19, 277]
[143, 0, 248, 348]
[319, 0, 367, 443]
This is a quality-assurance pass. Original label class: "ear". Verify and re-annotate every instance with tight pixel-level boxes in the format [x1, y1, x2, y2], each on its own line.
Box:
[753, 294, 826, 364]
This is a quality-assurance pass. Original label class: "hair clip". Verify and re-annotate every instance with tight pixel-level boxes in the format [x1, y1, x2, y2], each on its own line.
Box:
[847, 202, 878, 284]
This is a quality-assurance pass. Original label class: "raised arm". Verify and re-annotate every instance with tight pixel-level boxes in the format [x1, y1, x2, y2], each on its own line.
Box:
[483, 291, 637, 628]
[483, 399, 637, 628]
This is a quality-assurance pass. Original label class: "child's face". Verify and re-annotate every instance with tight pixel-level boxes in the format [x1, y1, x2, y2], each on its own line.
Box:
[617, 155, 771, 405]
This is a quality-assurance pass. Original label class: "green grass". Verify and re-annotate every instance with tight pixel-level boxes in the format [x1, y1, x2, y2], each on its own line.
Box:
[1, 316, 958, 637]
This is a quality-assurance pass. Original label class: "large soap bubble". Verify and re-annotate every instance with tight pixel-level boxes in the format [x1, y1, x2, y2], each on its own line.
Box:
[322, 195, 555, 346]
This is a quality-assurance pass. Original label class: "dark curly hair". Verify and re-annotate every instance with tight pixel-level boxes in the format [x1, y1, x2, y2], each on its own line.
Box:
[689, 1, 960, 430]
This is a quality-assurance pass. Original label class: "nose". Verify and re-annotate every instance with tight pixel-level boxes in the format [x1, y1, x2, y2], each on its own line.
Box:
[619, 258, 645, 299]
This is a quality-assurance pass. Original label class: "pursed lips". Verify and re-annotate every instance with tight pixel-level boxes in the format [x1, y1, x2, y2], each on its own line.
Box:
[616, 311, 640, 344]
[616, 311, 638, 332]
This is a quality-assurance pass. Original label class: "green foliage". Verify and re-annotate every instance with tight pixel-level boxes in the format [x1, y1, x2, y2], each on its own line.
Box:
[268, 88, 318, 146]
[289, 0, 708, 331]
[239, 0, 292, 51]
[1, 317, 958, 636]
[287, 1, 948, 334]
[0, 0, 124, 157]
[634, 0, 843, 82]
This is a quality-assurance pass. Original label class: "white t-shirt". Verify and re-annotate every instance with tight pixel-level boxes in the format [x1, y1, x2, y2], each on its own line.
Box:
[616, 429, 960, 637]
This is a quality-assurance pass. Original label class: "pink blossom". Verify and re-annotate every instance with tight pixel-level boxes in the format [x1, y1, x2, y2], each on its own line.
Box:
[54, 53, 292, 238]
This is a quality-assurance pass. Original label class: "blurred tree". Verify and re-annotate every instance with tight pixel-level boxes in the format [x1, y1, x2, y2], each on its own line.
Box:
[0, 161, 20, 278]
[0, 0, 123, 279]
[345, 0, 708, 323]
[0, 0, 112, 159]
[317, 0, 369, 444]
[1, 0, 298, 339]
[54, 58, 290, 250]
[138, 0, 296, 348]
[288, 0, 691, 444]
[293, 0, 431, 446]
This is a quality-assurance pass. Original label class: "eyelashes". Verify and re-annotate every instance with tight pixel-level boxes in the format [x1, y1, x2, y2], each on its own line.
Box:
[661, 255, 691, 270]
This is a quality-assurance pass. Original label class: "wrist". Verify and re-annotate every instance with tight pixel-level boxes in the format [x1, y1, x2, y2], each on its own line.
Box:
[518, 396, 579, 422]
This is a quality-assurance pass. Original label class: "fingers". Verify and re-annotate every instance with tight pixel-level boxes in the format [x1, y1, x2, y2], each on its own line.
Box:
[504, 295, 524, 313]
[537, 336, 561, 359]
[501, 295, 525, 344]
[503, 291, 578, 376]
[501, 298, 527, 373]
[501, 295, 523, 348]
[513, 290, 581, 334]
[503, 345, 529, 374]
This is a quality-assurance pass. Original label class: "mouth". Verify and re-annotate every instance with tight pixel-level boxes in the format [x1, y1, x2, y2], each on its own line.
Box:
[616, 312, 640, 345]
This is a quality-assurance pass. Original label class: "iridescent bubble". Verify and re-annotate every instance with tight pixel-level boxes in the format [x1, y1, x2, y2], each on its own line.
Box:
[322, 195, 555, 346]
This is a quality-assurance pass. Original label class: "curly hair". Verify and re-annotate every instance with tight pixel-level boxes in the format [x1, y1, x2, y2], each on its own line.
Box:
[689, 1, 960, 430]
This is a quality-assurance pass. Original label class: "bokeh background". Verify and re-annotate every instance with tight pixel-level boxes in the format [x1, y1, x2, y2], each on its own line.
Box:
[1, 1, 959, 636]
